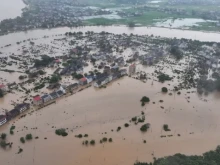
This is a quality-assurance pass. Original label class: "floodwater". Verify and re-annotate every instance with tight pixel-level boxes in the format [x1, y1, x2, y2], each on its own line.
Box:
[0, 0, 26, 21]
[83, 14, 122, 20]
[155, 18, 217, 28]
[1, 77, 220, 165]
[1, 26, 220, 48]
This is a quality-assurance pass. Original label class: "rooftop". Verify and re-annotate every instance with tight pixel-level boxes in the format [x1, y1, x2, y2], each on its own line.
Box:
[0, 84, 6, 88]
[0, 115, 6, 121]
[79, 77, 87, 82]
[33, 95, 42, 101]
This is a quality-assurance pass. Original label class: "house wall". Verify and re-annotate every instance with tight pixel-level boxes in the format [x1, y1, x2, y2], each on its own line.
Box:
[0, 118, 7, 126]
[33, 99, 43, 105]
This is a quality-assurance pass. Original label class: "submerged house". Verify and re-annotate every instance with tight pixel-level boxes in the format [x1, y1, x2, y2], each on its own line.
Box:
[67, 83, 79, 92]
[33, 95, 43, 105]
[6, 109, 20, 120]
[94, 75, 111, 88]
[0, 115, 7, 126]
[79, 77, 88, 85]
[49, 91, 59, 100]
[14, 103, 30, 113]
[41, 94, 52, 103]
[0, 84, 8, 92]
[120, 69, 127, 76]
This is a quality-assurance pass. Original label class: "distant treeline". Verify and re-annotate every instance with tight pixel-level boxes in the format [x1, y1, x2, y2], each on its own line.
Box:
[135, 145, 220, 165]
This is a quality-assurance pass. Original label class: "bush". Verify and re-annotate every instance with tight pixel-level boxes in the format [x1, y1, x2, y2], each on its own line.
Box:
[26, 134, 33, 140]
[55, 129, 68, 137]
[140, 123, 150, 132]
[124, 123, 129, 127]
[20, 137, 25, 143]
[161, 87, 168, 93]
[38, 70, 45, 75]
[163, 124, 171, 131]
[85, 140, 89, 145]
[117, 126, 121, 132]
[1, 133, 7, 140]
[75, 134, 83, 138]
[18, 148, 23, 154]
[157, 73, 172, 83]
[143, 140, 146, 143]
[0, 141, 7, 149]
[132, 117, 137, 122]
[19, 75, 26, 80]
[109, 138, 113, 142]
[102, 137, 108, 142]
[140, 96, 150, 103]
[10, 130, 14, 135]
[177, 91, 181, 95]
[10, 126, 16, 130]
[90, 140, 95, 145]
[84, 134, 88, 137]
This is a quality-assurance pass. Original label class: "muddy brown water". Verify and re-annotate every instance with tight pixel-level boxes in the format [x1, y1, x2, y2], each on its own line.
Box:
[1, 26, 220, 48]
[1, 77, 220, 165]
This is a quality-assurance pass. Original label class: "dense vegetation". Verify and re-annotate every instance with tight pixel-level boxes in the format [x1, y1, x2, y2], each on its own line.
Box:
[134, 145, 220, 165]
[157, 73, 172, 83]
[55, 129, 68, 137]
[34, 55, 54, 67]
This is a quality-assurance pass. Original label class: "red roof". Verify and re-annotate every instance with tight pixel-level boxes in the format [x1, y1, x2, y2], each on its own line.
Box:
[0, 84, 5, 88]
[80, 77, 87, 82]
[33, 96, 41, 101]
[55, 59, 60, 63]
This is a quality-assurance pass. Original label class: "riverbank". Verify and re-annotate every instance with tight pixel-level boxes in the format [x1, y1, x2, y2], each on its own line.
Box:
[1, 26, 220, 49]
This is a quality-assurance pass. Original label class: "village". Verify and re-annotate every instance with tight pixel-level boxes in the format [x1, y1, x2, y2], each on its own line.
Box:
[1, 30, 220, 128]
[1, 29, 220, 165]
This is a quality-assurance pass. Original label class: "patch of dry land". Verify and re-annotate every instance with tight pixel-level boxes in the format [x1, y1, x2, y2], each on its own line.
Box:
[1, 76, 220, 165]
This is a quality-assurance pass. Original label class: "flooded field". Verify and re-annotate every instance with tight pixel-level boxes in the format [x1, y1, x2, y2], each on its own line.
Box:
[1, 77, 220, 165]
[155, 18, 218, 28]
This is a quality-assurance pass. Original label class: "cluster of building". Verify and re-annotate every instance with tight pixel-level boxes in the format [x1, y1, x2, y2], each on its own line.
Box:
[33, 86, 66, 105]
[0, 103, 30, 126]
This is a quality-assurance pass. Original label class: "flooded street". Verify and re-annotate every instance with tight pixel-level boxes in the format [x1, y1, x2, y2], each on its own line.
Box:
[0, 0, 25, 21]
[1, 77, 220, 165]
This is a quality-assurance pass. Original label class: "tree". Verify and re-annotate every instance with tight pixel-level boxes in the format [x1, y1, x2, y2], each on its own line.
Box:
[140, 123, 150, 132]
[140, 96, 150, 103]
[20, 137, 25, 143]
[26, 134, 33, 140]
[161, 87, 168, 93]
[163, 124, 171, 131]
[170, 46, 183, 60]
[90, 140, 95, 145]
[1, 133, 7, 140]
[0, 141, 7, 149]
[49, 74, 61, 84]
[157, 73, 172, 83]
